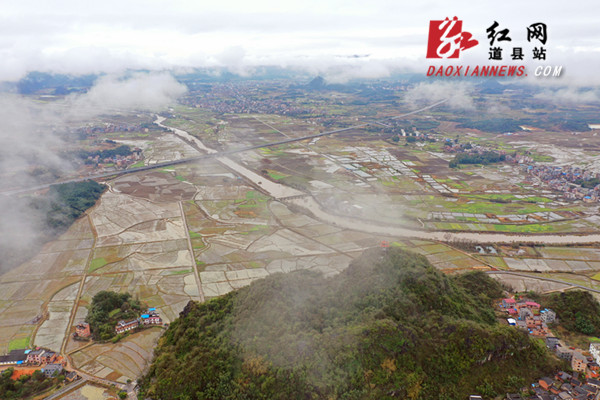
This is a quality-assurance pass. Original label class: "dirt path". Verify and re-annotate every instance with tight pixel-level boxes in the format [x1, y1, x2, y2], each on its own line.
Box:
[59, 213, 96, 356]
[179, 201, 205, 302]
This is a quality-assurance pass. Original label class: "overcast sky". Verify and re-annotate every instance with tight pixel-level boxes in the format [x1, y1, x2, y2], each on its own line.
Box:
[2, 0, 600, 83]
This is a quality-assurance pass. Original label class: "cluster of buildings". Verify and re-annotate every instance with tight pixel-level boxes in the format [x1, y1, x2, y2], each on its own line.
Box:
[0, 347, 74, 379]
[85, 148, 142, 170]
[545, 338, 600, 379]
[505, 152, 535, 165]
[521, 164, 600, 202]
[74, 122, 145, 136]
[181, 83, 312, 116]
[499, 295, 600, 399]
[502, 297, 556, 337]
[115, 308, 162, 335]
[437, 140, 600, 204]
[529, 369, 600, 399]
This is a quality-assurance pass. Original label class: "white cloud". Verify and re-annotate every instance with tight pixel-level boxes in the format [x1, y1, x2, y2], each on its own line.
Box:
[534, 87, 600, 104]
[0, 71, 187, 271]
[405, 81, 476, 110]
[67, 72, 187, 116]
[0, 0, 599, 83]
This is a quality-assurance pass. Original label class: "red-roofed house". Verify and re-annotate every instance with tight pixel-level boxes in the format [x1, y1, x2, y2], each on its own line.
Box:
[502, 298, 516, 308]
[526, 301, 541, 309]
[75, 322, 91, 338]
[539, 377, 554, 390]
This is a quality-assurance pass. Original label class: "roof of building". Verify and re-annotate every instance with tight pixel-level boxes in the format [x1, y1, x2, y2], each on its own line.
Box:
[557, 371, 572, 380]
[66, 371, 78, 379]
[117, 319, 138, 326]
[503, 298, 516, 303]
[581, 384, 598, 393]
[587, 378, 600, 387]
[0, 349, 28, 363]
[43, 363, 63, 371]
[541, 377, 554, 385]
[557, 346, 573, 354]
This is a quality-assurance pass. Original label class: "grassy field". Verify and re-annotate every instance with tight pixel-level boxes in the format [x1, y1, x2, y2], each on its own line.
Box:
[8, 336, 30, 351]
[89, 257, 108, 273]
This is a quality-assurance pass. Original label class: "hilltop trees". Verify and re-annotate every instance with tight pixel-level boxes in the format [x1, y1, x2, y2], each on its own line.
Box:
[139, 248, 560, 400]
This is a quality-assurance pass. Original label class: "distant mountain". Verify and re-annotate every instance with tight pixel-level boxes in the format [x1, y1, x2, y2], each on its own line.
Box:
[308, 75, 327, 89]
[138, 247, 560, 400]
[16, 71, 98, 94]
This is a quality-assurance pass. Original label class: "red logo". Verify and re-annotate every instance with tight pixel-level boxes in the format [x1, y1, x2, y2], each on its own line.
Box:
[427, 17, 479, 59]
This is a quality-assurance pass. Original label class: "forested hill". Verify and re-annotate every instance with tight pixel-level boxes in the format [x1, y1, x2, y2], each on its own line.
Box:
[139, 248, 561, 400]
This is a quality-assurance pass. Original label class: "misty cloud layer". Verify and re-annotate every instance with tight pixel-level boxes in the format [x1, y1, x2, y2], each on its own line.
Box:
[534, 87, 600, 104]
[1, 0, 599, 87]
[66, 72, 188, 117]
[0, 71, 186, 272]
[404, 81, 476, 110]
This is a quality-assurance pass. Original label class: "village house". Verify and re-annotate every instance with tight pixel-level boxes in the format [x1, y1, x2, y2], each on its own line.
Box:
[42, 363, 63, 378]
[40, 351, 56, 364]
[556, 346, 574, 361]
[502, 298, 516, 308]
[546, 337, 560, 349]
[572, 352, 588, 373]
[141, 311, 162, 325]
[590, 343, 600, 365]
[587, 378, 600, 389]
[26, 349, 56, 365]
[519, 307, 533, 320]
[115, 319, 139, 334]
[0, 349, 28, 366]
[525, 301, 541, 311]
[75, 322, 91, 338]
[587, 362, 600, 379]
[540, 377, 554, 391]
[65, 371, 79, 382]
[540, 309, 557, 324]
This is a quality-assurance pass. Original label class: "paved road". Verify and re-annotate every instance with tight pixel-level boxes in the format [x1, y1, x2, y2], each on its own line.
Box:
[43, 379, 88, 400]
[486, 270, 600, 294]
[0, 100, 447, 196]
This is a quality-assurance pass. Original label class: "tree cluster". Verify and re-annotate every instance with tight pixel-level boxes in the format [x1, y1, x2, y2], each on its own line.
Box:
[541, 291, 600, 336]
[0, 368, 55, 400]
[86, 290, 142, 341]
[449, 151, 506, 168]
[78, 145, 133, 163]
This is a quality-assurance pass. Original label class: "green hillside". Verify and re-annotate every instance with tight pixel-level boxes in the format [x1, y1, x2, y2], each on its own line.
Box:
[139, 248, 560, 400]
